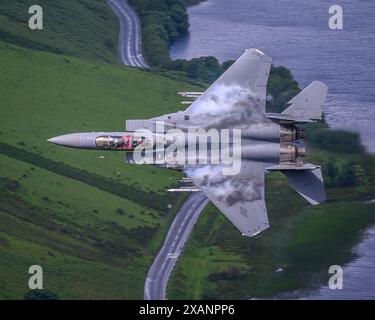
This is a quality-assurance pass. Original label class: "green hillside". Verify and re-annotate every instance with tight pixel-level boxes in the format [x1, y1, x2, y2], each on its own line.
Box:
[0, 40, 198, 299]
[0, 0, 119, 63]
[1, 0, 375, 301]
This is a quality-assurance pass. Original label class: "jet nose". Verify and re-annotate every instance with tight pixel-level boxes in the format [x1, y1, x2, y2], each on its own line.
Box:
[47, 133, 82, 148]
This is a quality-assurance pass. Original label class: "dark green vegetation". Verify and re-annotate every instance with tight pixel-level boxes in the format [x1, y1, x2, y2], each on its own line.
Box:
[129, 0, 189, 66]
[267, 66, 300, 112]
[169, 123, 375, 299]
[133, 0, 233, 84]
[183, 0, 207, 7]
[128, 0, 229, 82]
[1, 0, 374, 300]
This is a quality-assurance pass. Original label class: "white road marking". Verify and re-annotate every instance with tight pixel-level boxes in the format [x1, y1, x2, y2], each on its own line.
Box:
[107, 0, 148, 67]
[145, 193, 209, 300]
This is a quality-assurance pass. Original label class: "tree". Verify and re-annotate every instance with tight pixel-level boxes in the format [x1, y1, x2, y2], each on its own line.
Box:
[325, 161, 339, 187]
[338, 161, 358, 187]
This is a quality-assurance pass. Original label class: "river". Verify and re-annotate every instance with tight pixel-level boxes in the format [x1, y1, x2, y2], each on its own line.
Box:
[170, 0, 375, 299]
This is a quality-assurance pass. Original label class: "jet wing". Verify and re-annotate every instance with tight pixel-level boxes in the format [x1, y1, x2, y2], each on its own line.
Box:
[184, 160, 270, 236]
[186, 48, 272, 115]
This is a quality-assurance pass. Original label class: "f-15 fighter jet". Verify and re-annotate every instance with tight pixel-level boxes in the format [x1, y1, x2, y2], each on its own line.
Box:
[48, 49, 328, 237]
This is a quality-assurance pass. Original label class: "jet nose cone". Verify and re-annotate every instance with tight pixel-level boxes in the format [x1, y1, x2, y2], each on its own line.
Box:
[47, 133, 82, 148]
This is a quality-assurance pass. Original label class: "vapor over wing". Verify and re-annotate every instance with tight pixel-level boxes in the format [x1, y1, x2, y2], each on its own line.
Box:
[185, 160, 270, 236]
[186, 48, 272, 115]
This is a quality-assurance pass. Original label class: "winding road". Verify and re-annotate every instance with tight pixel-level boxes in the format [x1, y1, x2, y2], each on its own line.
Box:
[107, 0, 206, 300]
[145, 192, 209, 300]
[107, 0, 148, 68]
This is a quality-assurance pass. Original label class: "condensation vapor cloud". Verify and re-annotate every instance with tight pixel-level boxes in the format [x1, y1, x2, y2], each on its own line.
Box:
[184, 83, 273, 206]
[188, 83, 270, 130]
[185, 160, 265, 207]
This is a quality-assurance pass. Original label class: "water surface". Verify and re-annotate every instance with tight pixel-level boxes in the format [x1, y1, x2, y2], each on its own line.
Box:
[171, 0, 375, 152]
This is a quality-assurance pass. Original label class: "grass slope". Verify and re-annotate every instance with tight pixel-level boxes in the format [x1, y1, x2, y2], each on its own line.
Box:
[0, 0, 119, 64]
[1, 1, 374, 301]
[1, 39, 375, 300]
[0, 41, 198, 299]
[0, 40, 200, 193]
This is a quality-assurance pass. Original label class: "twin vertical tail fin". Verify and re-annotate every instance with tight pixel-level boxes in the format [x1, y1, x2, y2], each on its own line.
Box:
[281, 81, 328, 121]
[279, 81, 328, 203]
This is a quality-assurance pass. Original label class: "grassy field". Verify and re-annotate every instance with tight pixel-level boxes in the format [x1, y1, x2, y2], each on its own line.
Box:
[1, 1, 375, 300]
[0, 0, 119, 64]
[0, 41, 198, 299]
[0, 40, 200, 193]
[1, 40, 375, 300]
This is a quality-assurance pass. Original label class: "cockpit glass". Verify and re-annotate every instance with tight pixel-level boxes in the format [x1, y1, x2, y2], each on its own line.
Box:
[95, 136, 110, 148]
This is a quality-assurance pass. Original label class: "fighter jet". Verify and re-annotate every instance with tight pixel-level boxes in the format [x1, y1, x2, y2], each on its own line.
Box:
[48, 48, 328, 237]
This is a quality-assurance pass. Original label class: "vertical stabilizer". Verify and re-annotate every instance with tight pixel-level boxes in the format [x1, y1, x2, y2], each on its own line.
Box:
[281, 81, 328, 120]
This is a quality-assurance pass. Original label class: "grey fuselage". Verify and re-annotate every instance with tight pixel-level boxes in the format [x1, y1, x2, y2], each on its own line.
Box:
[48, 110, 306, 170]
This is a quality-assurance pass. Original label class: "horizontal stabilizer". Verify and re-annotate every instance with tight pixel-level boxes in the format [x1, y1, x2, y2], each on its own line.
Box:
[266, 163, 320, 171]
[265, 113, 316, 123]
[282, 167, 326, 205]
[281, 81, 328, 121]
